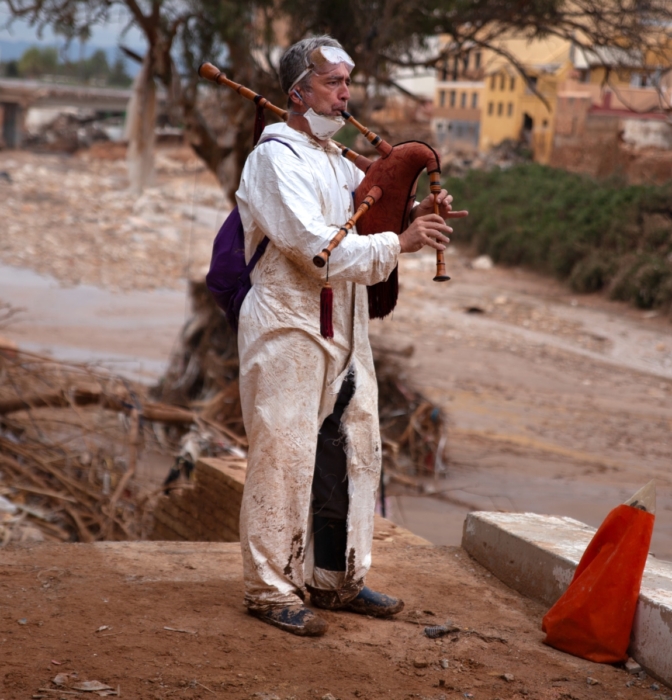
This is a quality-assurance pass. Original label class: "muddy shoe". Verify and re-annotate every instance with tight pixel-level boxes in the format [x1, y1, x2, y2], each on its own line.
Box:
[249, 605, 328, 637]
[341, 587, 404, 617]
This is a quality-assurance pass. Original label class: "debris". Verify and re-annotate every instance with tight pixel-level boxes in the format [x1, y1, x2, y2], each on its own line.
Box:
[72, 681, 116, 695]
[471, 255, 493, 270]
[320, 694, 337, 700]
[494, 295, 508, 305]
[24, 110, 110, 153]
[651, 683, 660, 690]
[96, 625, 112, 632]
[425, 621, 460, 638]
[502, 673, 514, 682]
[72, 681, 113, 692]
[625, 658, 642, 674]
[17, 618, 27, 625]
[586, 677, 600, 685]
[0, 348, 183, 544]
[413, 658, 429, 668]
[0, 495, 18, 514]
[440, 659, 449, 669]
[190, 681, 215, 694]
[163, 626, 197, 634]
[39, 689, 83, 696]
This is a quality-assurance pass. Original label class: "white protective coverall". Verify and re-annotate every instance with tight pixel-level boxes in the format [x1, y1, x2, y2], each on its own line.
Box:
[236, 121, 400, 610]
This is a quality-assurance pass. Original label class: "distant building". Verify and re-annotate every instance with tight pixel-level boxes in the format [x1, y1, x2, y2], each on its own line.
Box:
[432, 33, 672, 168]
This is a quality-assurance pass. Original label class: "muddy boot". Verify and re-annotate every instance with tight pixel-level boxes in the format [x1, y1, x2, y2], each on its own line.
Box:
[341, 587, 404, 617]
[248, 605, 328, 637]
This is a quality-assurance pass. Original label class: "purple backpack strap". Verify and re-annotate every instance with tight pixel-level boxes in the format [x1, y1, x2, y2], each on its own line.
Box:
[205, 137, 299, 331]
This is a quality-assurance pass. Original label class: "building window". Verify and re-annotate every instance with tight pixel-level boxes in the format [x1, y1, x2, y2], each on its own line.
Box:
[507, 102, 513, 116]
[439, 90, 446, 107]
[460, 92, 467, 108]
[452, 56, 459, 81]
[440, 58, 448, 82]
[500, 74, 506, 90]
[450, 90, 456, 107]
[497, 102, 503, 115]
[488, 102, 494, 115]
[510, 77, 516, 91]
[474, 52, 482, 69]
[472, 92, 478, 108]
[490, 75, 496, 90]
[463, 53, 469, 71]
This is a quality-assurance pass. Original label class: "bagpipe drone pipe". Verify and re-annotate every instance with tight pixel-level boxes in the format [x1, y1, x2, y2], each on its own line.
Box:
[198, 62, 449, 333]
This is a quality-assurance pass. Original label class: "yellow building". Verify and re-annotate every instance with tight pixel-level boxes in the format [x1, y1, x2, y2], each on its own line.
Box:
[432, 33, 670, 163]
[434, 35, 572, 162]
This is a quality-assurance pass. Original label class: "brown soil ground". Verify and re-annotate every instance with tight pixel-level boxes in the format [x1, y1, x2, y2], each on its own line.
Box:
[1, 521, 666, 700]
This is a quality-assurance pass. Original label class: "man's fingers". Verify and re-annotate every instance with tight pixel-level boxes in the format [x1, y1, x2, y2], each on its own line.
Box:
[422, 236, 448, 251]
[422, 230, 451, 250]
[417, 213, 449, 226]
[446, 209, 469, 219]
[421, 220, 453, 235]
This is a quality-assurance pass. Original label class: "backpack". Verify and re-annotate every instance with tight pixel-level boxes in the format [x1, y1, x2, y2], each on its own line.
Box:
[205, 137, 299, 331]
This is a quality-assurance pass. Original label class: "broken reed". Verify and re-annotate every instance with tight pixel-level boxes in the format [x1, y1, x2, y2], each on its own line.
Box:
[447, 165, 672, 314]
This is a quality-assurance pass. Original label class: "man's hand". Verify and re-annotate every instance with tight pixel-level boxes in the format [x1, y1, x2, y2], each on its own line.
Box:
[410, 190, 469, 222]
[398, 214, 452, 254]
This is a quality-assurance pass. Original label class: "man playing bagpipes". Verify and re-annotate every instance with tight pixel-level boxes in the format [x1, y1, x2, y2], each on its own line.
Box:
[236, 35, 461, 636]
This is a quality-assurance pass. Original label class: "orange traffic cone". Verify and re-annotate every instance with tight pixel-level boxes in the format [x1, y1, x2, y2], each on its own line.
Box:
[542, 481, 655, 663]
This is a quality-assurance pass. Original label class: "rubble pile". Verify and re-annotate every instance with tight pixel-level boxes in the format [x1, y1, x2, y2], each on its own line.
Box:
[373, 341, 448, 475]
[0, 343, 202, 545]
[0, 148, 223, 290]
[441, 138, 533, 177]
[23, 110, 112, 153]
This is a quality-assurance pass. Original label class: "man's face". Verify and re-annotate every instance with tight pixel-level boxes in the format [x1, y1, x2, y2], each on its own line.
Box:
[303, 63, 351, 116]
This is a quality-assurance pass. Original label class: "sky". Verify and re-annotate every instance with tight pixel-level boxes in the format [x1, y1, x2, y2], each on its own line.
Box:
[0, 5, 146, 61]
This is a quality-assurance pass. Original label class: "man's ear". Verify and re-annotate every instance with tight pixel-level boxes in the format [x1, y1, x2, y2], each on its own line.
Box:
[290, 89, 304, 107]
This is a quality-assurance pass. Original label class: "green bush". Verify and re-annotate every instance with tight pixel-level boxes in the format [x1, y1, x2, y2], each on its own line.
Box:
[446, 165, 672, 312]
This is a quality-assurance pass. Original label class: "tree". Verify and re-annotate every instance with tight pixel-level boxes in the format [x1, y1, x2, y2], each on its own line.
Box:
[4, 0, 671, 195]
[83, 48, 109, 81]
[108, 54, 132, 86]
[17, 45, 59, 77]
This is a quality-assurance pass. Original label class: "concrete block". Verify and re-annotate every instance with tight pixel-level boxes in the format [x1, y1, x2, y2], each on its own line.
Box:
[462, 511, 672, 687]
[197, 457, 246, 494]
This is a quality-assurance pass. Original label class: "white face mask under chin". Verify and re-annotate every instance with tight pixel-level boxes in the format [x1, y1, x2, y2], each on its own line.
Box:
[303, 108, 345, 140]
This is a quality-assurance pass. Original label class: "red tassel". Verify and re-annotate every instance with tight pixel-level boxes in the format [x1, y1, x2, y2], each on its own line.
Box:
[320, 283, 334, 339]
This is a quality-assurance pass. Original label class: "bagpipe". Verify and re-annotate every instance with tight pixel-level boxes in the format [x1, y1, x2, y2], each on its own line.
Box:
[198, 62, 450, 333]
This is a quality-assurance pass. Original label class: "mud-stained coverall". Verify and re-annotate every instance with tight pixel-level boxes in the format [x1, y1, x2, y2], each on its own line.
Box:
[235, 121, 400, 610]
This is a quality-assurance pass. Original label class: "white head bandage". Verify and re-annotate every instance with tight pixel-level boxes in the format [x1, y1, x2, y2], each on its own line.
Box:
[289, 45, 355, 94]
